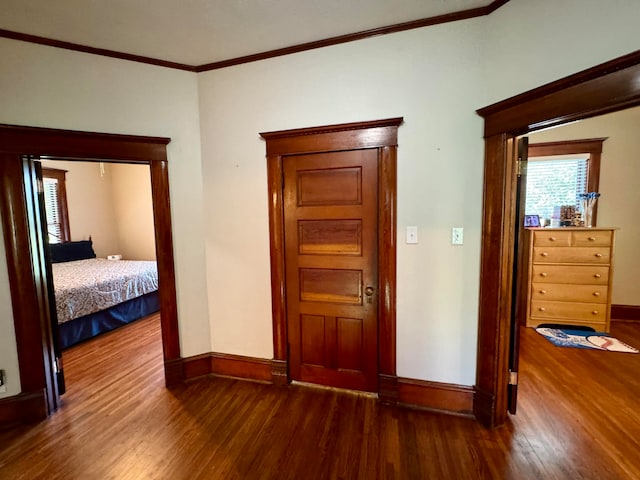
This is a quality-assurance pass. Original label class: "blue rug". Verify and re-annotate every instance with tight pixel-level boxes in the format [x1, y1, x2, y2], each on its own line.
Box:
[536, 327, 639, 353]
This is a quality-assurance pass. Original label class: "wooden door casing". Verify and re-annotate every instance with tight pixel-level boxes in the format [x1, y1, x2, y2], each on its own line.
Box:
[261, 117, 402, 398]
[284, 149, 378, 392]
[475, 51, 640, 427]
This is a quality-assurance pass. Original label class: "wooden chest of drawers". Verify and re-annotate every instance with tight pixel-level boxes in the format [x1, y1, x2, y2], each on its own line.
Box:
[522, 227, 616, 332]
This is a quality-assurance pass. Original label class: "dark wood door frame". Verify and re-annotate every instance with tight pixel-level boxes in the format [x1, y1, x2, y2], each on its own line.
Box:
[474, 49, 640, 427]
[0, 124, 181, 421]
[260, 118, 403, 400]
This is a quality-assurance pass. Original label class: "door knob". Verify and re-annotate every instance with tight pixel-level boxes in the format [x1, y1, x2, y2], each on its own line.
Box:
[364, 286, 375, 304]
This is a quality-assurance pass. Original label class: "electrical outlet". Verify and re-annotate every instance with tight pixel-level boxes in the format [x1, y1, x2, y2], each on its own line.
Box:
[451, 227, 464, 245]
[0, 370, 6, 393]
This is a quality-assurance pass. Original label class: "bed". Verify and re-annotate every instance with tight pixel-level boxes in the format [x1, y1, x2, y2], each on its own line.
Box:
[49, 240, 160, 349]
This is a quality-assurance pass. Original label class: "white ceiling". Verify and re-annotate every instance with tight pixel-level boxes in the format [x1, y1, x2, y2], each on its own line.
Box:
[0, 0, 494, 66]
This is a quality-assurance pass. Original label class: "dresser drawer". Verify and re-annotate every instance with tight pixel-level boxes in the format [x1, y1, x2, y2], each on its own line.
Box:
[533, 230, 571, 247]
[532, 247, 610, 264]
[531, 300, 607, 322]
[572, 230, 612, 247]
[531, 283, 607, 303]
[532, 265, 609, 284]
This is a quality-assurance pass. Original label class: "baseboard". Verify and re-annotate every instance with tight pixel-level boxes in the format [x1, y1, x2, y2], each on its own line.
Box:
[179, 354, 475, 417]
[473, 388, 496, 428]
[181, 352, 280, 384]
[397, 377, 474, 416]
[164, 358, 185, 387]
[378, 374, 399, 404]
[210, 353, 273, 382]
[0, 390, 48, 429]
[611, 304, 640, 322]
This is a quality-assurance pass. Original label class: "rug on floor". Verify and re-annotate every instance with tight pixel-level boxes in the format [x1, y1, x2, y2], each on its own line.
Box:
[535, 327, 639, 353]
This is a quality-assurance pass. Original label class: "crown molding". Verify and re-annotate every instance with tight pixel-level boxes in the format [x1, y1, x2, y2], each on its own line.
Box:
[1, 0, 510, 72]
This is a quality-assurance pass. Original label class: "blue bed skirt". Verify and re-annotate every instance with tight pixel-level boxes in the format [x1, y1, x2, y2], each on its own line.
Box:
[59, 291, 160, 349]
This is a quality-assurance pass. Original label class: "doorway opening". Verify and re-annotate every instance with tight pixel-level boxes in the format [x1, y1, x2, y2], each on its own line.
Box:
[474, 50, 640, 428]
[0, 125, 180, 421]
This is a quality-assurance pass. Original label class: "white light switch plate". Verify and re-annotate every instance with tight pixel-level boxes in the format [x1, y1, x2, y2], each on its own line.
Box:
[451, 227, 464, 245]
[406, 226, 418, 244]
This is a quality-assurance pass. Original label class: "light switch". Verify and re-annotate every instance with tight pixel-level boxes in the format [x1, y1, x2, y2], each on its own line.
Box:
[406, 226, 418, 244]
[452, 227, 464, 245]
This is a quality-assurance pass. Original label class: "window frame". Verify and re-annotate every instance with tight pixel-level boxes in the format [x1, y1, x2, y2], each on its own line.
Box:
[528, 138, 606, 225]
[41, 167, 70, 243]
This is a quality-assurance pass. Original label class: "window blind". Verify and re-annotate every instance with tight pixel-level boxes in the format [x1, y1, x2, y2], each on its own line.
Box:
[43, 177, 63, 243]
[525, 157, 588, 220]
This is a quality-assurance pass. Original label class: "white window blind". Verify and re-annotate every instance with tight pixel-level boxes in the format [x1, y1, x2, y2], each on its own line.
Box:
[525, 157, 588, 220]
[43, 177, 63, 243]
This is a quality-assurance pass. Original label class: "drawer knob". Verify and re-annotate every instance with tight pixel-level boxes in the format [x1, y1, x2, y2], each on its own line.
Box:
[541, 252, 548, 257]
[538, 307, 546, 312]
[594, 274, 601, 278]
[539, 290, 547, 294]
[595, 253, 603, 258]
[549, 237, 557, 241]
[540, 272, 548, 277]
[588, 236, 596, 241]
[592, 310, 599, 315]
[593, 292, 600, 297]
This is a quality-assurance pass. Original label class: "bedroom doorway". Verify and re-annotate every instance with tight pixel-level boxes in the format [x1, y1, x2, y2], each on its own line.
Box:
[0, 125, 181, 419]
[474, 51, 640, 428]
[28, 157, 162, 398]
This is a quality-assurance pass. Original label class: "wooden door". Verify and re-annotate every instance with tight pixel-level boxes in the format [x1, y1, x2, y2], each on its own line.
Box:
[509, 136, 529, 414]
[284, 149, 378, 392]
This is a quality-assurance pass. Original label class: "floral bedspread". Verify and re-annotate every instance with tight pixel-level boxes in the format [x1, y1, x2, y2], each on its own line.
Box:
[52, 258, 158, 324]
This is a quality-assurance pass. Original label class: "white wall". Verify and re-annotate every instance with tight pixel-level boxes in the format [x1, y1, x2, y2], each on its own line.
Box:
[198, 20, 487, 384]
[529, 107, 640, 306]
[483, 0, 640, 104]
[111, 164, 156, 261]
[0, 38, 211, 398]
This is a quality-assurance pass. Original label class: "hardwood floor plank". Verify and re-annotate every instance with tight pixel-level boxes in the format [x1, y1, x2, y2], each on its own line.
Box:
[1, 314, 640, 479]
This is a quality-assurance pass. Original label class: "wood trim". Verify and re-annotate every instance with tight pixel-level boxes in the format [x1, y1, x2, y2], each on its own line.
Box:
[181, 354, 211, 381]
[150, 160, 180, 363]
[0, 155, 51, 402]
[181, 352, 283, 384]
[210, 353, 273, 382]
[0, 124, 170, 162]
[528, 138, 607, 157]
[475, 53, 640, 427]
[260, 118, 403, 156]
[378, 374, 399, 404]
[0, 390, 48, 428]
[378, 146, 397, 376]
[195, 1, 510, 72]
[266, 154, 287, 362]
[0, 29, 196, 72]
[271, 360, 288, 386]
[478, 50, 640, 137]
[611, 305, 640, 322]
[397, 378, 474, 416]
[261, 118, 402, 394]
[1, 2, 511, 73]
[0, 124, 180, 414]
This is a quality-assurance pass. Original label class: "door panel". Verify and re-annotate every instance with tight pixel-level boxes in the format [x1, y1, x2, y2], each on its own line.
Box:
[509, 136, 528, 414]
[284, 149, 378, 392]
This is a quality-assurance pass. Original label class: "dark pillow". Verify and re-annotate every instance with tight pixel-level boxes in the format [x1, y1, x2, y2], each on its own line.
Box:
[49, 240, 96, 263]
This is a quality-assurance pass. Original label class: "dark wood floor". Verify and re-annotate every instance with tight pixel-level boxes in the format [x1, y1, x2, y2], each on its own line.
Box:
[1, 315, 639, 479]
